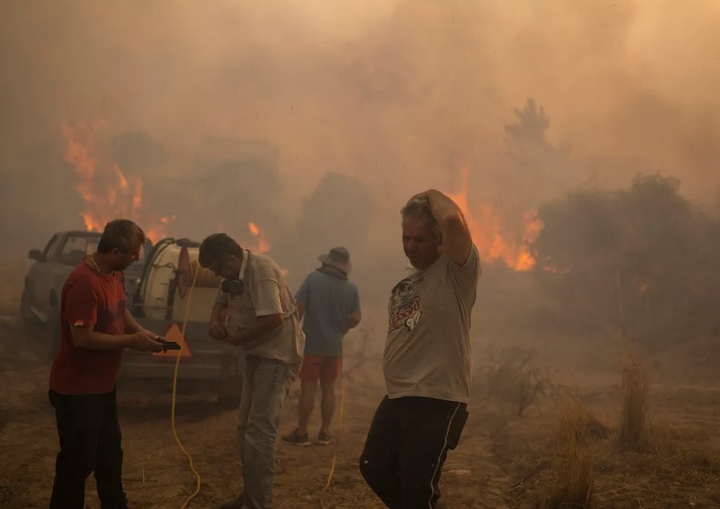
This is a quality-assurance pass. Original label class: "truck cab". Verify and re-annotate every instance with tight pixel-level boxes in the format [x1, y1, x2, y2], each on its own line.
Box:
[21, 232, 243, 405]
[22, 230, 149, 324]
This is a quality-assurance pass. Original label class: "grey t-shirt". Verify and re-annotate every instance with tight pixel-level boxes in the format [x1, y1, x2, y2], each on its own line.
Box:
[383, 245, 481, 403]
[215, 250, 304, 367]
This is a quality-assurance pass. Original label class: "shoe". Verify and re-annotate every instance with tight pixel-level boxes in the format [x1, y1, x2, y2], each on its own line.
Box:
[217, 494, 244, 509]
[282, 429, 311, 446]
[317, 431, 333, 445]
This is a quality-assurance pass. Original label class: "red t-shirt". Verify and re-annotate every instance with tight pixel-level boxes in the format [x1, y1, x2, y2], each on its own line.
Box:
[49, 261, 126, 395]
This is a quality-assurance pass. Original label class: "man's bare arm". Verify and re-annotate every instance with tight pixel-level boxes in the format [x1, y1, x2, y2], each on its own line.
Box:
[296, 302, 306, 321]
[207, 302, 229, 341]
[210, 302, 227, 323]
[71, 326, 162, 352]
[227, 313, 284, 347]
[347, 311, 361, 331]
[416, 189, 473, 265]
[123, 309, 147, 334]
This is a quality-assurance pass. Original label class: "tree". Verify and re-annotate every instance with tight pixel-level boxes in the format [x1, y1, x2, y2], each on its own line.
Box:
[276, 172, 375, 288]
[504, 98, 550, 145]
[531, 174, 720, 346]
[296, 171, 374, 250]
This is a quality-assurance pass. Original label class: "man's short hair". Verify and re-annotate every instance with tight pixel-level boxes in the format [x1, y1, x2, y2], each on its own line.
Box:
[97, 219, 146, 254]
[401, 197, 441, 239]
[199, 233, 243, 268]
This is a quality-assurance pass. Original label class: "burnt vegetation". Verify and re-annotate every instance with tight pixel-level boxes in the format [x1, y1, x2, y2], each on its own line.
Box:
[528, 174, 720, 347]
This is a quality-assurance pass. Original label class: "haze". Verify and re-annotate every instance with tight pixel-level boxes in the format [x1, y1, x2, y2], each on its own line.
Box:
[1, 0, 719, 287]
[3, 4, 720, 506]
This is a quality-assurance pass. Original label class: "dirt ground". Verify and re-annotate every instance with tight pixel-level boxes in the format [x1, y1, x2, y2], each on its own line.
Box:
[2, 271, 720, 508]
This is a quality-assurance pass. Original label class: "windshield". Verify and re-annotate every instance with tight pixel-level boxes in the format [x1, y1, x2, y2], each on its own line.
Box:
[59, 235, 101, 266]
[58, 235, 151, 267]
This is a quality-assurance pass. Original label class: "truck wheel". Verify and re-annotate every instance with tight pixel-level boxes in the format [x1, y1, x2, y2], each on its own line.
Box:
[20, 287, 36, 324]
[46, 306, 61, 360]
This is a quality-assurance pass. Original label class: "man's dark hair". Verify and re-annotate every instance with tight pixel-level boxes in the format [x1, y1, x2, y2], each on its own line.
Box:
[97, 219, 146, 254]
[199, 233, 243, 268]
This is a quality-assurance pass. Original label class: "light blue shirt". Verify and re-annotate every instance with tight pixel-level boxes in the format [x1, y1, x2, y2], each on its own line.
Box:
[294, 269, 360, 356]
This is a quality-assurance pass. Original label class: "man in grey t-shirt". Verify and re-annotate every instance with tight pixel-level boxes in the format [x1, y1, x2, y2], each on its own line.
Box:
[359, 190, 481, 509]
[198, 233, 304, 509]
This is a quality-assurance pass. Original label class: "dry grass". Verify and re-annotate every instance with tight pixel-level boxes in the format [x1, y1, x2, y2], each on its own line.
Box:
[484, 346, 551, 416]
[618, 354, 649, 450]
[538, 399, 598, 509]
[558, 401, 611, 443]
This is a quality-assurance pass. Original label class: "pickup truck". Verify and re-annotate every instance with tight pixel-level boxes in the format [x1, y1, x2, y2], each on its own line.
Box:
[21, 232, 244, 405]
[21, 230, 148, 345]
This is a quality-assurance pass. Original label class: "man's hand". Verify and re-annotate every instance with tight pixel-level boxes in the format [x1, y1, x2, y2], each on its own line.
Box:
[129, 331, 164, 352]
[224, 314, 283, 347]
[412, 188, 472, 266]
[410, 190, 431, 202]
[209, 320, 228, 341]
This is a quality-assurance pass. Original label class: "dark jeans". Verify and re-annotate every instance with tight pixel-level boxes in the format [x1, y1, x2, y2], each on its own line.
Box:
[48, 389, 128, 509]
[360, 396, 469, 509]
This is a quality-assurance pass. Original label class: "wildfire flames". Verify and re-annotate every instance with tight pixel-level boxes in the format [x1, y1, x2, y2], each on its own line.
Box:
[445, 167, 543, 271]
[247, 222, 270, 254]
[245, 222, 288, 275]
[62, 121, 173, 243]
[62, 125, 538, 274]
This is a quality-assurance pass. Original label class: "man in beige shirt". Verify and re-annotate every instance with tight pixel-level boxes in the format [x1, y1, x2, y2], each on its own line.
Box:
[359, 190, 481, 509]
[199, 233, 304, 509]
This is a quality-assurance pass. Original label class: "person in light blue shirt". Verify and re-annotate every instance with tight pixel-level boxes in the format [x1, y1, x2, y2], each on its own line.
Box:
[282, 247, 361, 446]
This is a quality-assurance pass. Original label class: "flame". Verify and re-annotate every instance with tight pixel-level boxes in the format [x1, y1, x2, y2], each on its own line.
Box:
[247, 222, 288, 276]
[62, 121, 173, 243]
[220, 221, 288, 276]
[445, 166, 543, 271]
[247, 222, 271, 254]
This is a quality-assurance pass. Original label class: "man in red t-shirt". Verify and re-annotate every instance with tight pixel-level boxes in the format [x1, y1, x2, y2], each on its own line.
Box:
[48, 219, 164, 509]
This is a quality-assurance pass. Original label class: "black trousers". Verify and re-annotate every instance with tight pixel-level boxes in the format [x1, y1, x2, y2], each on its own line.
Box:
[360, 396, 469, 509]
[48, 389, 128, 509]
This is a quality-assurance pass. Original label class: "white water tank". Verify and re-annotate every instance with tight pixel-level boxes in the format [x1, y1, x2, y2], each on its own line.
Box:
[139, 239, 220, 322]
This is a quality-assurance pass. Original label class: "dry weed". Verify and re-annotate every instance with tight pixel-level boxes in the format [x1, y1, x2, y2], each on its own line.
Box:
[618, 354, 649, 450]
[484, 346, 551, 416]
[539, 399, 596, 509]
[558, 401, 611, 443]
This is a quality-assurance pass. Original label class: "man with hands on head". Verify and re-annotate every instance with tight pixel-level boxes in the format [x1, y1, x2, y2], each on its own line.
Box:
[48, 219, 164, 509]
[359, 189, 482, 509]
[199, 233, 304, 509]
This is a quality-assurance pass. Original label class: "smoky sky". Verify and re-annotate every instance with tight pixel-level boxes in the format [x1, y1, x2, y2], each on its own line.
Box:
[2, 0, 720, 262]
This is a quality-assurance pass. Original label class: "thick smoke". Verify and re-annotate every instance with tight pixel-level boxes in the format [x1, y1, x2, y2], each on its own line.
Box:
[1, 0, 719, 280]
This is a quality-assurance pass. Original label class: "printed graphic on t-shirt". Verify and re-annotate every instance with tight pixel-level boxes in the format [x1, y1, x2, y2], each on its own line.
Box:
[388, 276, 424, 332]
